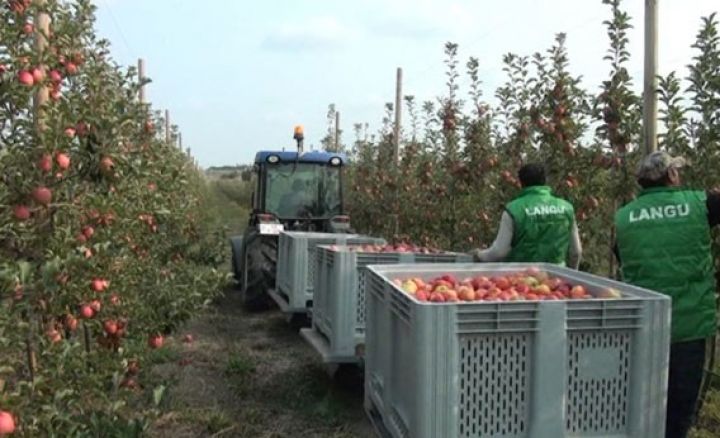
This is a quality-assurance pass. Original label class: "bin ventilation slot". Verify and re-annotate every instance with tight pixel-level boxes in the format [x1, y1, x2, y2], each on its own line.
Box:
[356, 269, 368, 333]
[306, 248, 316, 290]
[566, 331, 631, 433]
[459, 334, 530, 437]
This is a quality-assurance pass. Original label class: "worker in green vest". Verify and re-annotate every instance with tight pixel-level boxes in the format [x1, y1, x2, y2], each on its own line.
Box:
[614, 151, 720, 438]
[473, 163, 582, 268]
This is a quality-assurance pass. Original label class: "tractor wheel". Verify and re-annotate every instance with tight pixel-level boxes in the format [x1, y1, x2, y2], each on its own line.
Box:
[242, 236, 278, 311]
[231, 250, 240, 283]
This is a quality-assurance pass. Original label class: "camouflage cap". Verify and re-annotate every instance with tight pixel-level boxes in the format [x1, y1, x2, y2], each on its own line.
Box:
[636, 151, 686, 181]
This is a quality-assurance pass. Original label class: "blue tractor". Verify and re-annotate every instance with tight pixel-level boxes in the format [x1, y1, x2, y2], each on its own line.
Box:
[229, 127, 351, 310]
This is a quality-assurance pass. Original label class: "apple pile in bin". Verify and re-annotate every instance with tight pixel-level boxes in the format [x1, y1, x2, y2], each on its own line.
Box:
[326, 243, 444, 254]
[392, 267, 622, 303]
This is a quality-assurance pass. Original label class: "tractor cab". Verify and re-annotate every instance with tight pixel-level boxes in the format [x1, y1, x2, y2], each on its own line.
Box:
[251, 149, 350, 233]
[230, 126, 351, 310]
[247, 126, 350, 234]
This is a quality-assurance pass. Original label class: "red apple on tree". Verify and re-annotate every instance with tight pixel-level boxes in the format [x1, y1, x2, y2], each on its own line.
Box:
[13, 204, 30, 221]
[55, 152, 70, 170]
[82, 225, 94, 239]
[103, 320, 118, 335]
[0, 410, 16, 434]
[32, 186, 52, 205]
[38, 153, 52, 173]
[50, 86, 62, 101]
[91, 278, 107, 292]
[90, 299, 102, 312]
[80, 305, 94, 319]
[31, 66, 45, 83]
[65, 61, 78, 75]
[64, 314, 78, 331]
[17, 70, 34, 86]
[46, 328, 62, 343]
[76, 232, 87, 244]
[49, 69, 62, 83]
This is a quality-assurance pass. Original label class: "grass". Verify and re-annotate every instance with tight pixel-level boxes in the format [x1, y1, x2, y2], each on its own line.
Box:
[146, 345, 182, 366]
[220, 347, 358, 427]
[261, 363, 360, 424]
[692, 370, 720, 437]
[146, 293, 373, 438]
[194, 409, 235, 434]
[225, 351, 256, 378]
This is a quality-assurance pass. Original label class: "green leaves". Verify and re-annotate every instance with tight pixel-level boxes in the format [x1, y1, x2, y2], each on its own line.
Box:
[348, 1, 720, 276]
[152, 385, 165, 407]
[0, 0, 225, 435]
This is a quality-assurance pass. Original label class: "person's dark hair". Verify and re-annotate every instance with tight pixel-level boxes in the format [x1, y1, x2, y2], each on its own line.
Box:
[637, 172, 671, 189]
[518, 163, 546, 187]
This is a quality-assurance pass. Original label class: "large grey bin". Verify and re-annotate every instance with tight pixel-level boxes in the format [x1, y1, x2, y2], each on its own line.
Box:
[364, 263, 671, 438]
[274, 232, 385, 314]
[303, 245, 471, 363]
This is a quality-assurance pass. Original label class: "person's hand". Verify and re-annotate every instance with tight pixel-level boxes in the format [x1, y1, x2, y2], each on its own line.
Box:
[471, 248, 483, 262]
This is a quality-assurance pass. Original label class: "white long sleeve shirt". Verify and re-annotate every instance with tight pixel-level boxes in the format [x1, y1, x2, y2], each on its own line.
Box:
[473, 211, 583, 269]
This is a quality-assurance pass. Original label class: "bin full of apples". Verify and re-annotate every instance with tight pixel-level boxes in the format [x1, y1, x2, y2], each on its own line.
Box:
[392, 267, 622, 303]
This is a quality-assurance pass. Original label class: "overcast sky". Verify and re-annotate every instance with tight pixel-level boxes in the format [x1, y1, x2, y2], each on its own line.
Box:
[94, 0, 718, 167]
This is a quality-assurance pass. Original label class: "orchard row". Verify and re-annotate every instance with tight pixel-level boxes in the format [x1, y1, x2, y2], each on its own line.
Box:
[0, 0, 225, 435]
[346, 1, 720, 276]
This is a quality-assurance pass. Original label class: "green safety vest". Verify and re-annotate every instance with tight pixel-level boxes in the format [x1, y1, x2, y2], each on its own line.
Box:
[615, 187, 717, 342]
[505, 186, 575, 265]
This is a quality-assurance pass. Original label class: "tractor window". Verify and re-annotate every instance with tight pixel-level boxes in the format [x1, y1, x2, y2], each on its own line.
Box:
[264, 163, 342, 219]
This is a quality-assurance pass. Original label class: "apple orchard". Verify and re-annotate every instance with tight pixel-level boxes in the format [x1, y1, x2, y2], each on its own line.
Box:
[1, 0, 720, 436]
[1, 0, 225, 435]
[346, 2, 720, 279]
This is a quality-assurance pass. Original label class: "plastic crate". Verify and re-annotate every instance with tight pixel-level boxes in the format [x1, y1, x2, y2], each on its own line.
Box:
[273, 232, 385, 314]
[364, 263, 671, 438]
[302, 246, 471, 363]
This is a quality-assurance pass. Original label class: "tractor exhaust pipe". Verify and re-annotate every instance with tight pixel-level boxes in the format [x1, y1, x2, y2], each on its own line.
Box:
[294, 125, 305, 153]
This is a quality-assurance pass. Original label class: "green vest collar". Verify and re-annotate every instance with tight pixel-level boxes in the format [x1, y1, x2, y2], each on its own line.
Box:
[516, 185, 552, 198]
[638, 186, 685, 197]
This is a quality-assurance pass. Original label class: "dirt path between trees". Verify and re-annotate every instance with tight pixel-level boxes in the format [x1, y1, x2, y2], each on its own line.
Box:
[147, 290, 374, 437]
